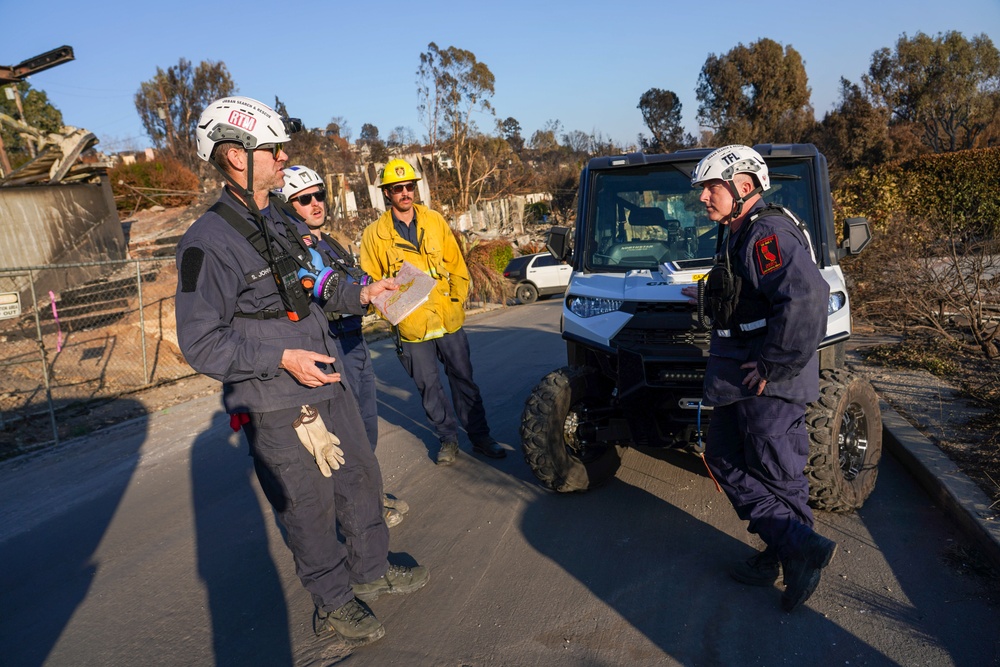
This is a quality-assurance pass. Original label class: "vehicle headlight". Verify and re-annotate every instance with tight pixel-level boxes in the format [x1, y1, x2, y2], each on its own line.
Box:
[567, 296, 624, 318]
[828, 291, 846, 315]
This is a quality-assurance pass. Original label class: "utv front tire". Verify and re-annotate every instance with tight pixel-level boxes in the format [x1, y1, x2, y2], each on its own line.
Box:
[520, 366, 622, 492]
[806, 369, 882, 512]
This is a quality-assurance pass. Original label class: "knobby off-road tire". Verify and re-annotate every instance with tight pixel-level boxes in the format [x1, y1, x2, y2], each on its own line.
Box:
[520, 366, 623, 492]
[516, 282, 539, 305]
[805, 368, 882, 513]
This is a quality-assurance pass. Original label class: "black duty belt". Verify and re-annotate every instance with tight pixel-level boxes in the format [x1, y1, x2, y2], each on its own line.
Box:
[233, 309, 284, 320]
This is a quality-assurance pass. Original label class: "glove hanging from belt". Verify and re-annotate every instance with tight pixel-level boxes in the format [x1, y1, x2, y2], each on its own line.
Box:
[292, 405, 346, 476]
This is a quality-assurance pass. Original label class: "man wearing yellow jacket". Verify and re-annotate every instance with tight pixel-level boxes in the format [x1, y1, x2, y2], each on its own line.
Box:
[360, 159, 505, 465]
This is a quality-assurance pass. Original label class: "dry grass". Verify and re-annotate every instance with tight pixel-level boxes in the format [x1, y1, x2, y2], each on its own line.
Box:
[860, 333, 1000, 506]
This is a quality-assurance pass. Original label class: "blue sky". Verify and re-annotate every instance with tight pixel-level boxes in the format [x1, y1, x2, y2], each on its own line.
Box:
[4, 0, 998, 152]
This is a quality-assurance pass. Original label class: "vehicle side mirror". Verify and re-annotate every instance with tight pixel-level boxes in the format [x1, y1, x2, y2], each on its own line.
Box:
[546, 226, 572, 262]
[841, 217, 872, 257]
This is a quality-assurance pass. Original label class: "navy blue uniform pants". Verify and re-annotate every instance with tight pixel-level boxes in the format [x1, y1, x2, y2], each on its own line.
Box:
[706, 396, 814, 559]
[243, 395, 389, 612]
[331, 326, 378, 451]
[397, 328, 490, 445]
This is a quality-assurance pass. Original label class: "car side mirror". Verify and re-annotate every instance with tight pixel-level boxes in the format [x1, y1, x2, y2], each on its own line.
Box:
[546, 226, 572, 262]
[840, 217, 872, 257]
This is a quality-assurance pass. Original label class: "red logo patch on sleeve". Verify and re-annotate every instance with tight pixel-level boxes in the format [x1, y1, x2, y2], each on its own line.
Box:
[754, 235, 783, 274]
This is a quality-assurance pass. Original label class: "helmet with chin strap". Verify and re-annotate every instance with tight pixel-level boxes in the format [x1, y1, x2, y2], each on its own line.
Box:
[276, 165, 324, 202]
[692, 145, 770, 220]
[195, 96, 297, 162]
[691, 144, 770, 191]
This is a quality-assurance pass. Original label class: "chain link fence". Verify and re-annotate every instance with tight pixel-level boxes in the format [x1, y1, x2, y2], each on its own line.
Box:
[0, 256, 191, 457]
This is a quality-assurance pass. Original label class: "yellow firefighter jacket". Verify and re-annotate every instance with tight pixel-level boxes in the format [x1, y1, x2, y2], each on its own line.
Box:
[360, 203, 470, 342]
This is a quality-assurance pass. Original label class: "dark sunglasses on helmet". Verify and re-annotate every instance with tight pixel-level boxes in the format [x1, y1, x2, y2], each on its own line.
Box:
[388, 182, 415, 195]
[292, 189, 327, 206]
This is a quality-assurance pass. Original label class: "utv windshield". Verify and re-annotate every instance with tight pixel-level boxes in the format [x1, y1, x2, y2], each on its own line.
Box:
[581, 159, 818, 272]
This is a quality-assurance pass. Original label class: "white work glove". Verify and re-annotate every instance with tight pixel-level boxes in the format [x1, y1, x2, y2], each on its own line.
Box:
[292, 405, 345, 476]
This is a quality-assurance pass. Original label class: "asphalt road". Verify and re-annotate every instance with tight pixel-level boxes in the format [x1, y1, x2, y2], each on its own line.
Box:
[2, 299, 999, 666]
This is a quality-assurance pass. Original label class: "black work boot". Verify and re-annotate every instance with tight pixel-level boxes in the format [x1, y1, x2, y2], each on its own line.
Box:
[437, 441, 459, 465]
[472, 437, 506, 459]
[352, 563, 430, 603]
[801, 532, 838, 569]
[781, 532, 837, 612]
[729, 548, 781, 587]
[314, 598, 385, 644]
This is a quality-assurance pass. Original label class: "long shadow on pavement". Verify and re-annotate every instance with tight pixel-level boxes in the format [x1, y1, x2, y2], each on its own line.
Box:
[190, 410, 293, 666]
[0, 399, 146, 667]
[519, 470, 893, 665]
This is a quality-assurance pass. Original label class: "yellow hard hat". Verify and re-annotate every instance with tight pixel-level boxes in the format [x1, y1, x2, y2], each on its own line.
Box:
[379, 159, 421, 188]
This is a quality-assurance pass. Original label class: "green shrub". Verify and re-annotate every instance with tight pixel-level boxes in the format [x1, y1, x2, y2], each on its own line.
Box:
[835, 147, 1000, 239]
[110, 156, 200, 212]
[453, 234, 514, 304]
[467, 239, 514, 274]
[525, 201, 551, 223]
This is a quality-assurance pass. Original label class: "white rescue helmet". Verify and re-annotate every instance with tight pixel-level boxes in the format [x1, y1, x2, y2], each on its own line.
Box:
[195, 96, 295, 162]
[276, 165, 324, 202]
[690, 144, 770, 192]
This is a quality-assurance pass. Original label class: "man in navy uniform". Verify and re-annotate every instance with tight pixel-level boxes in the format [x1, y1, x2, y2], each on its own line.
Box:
[275, 164, 408, 527]
[175, 96, 427, 645]
[682, 145, 836, 612]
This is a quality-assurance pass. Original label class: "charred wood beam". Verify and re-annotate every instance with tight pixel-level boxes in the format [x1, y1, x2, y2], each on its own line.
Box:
[0, 46, 75, 84]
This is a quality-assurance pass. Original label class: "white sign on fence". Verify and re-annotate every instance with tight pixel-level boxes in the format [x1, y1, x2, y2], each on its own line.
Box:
[0, 292, 21, 319]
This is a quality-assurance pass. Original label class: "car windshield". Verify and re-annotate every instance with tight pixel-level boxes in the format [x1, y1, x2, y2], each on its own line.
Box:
[581, 159, 818, 272]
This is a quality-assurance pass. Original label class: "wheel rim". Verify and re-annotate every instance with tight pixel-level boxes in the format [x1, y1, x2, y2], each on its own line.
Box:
[563, 401, 601, 463]
[838, 401, 869, 481]
[518, 285, 533, 301]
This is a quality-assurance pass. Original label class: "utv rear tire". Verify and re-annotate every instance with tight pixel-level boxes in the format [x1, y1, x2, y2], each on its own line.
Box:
[805, 369, 882, 513]
[520, 366, 622, 492]
[516, 282, 538, 305]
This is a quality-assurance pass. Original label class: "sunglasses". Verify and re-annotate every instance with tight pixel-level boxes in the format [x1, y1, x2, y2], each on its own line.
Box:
[256, 143, 284, 159]
[292, 189, 326, 206]
[388, 182, 415, 195]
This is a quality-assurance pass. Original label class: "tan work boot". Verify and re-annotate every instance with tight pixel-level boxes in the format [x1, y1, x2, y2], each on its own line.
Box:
[437, 441, 459, 465]
[384, 506, 404, 528]
[384, 494, 409, 515]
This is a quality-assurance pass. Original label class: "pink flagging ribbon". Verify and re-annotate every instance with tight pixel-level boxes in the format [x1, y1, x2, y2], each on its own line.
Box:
[48, 290, 64, 352]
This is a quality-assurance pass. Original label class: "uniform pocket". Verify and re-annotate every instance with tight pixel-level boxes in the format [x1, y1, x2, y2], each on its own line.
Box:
[247, 406, 312, 512]
[743, 404, 808, 482]
[250, 406, 304, 451]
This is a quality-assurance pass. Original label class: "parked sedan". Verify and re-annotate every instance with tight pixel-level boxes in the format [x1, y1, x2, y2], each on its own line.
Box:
[503, 252, 572, 304]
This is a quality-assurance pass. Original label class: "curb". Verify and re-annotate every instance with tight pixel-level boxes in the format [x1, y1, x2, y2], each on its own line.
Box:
[880, 400, 1000, 572]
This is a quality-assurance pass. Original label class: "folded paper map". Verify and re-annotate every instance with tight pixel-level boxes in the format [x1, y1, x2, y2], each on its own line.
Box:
[370, 260, 437, 325]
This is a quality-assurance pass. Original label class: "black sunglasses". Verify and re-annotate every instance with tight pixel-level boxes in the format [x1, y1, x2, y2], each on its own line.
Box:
[256, 143, 284, 159]
[388, 182, 416, 195]
[292, 189, 326, 206]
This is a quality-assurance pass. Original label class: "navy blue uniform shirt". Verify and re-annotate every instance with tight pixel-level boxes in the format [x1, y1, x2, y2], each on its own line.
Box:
[703, 201, 830, 407]
[175, 188, 366, 413]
